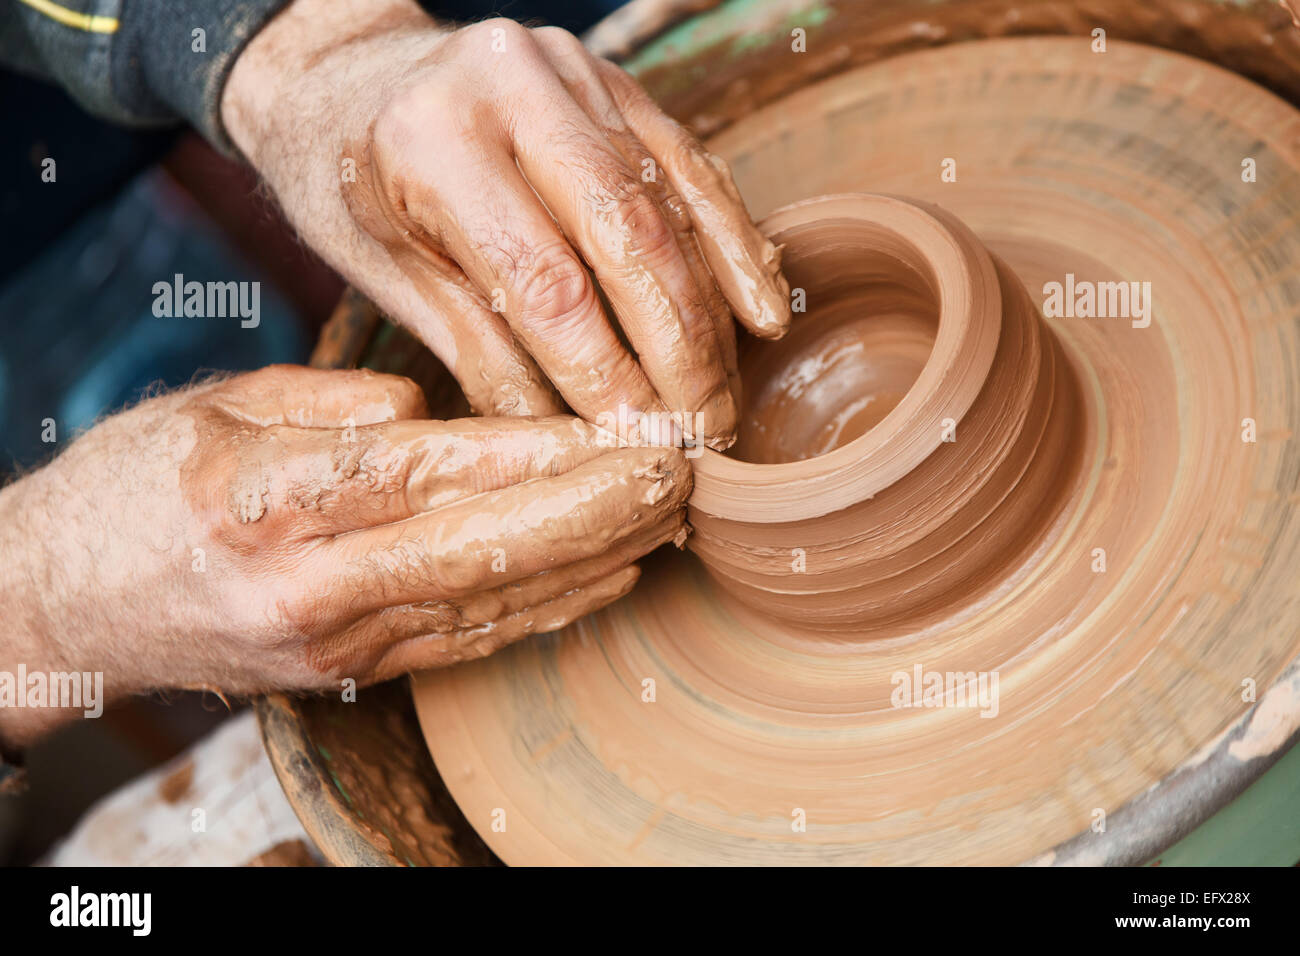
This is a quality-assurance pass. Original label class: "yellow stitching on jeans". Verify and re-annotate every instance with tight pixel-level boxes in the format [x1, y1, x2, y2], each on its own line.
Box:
[16, 0, 119, 33]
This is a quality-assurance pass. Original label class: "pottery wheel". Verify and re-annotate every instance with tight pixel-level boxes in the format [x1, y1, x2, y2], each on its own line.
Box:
[411, 37, 1300, 864]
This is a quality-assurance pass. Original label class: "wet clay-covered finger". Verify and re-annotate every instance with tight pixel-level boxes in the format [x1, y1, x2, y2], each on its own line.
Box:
[345, 136, 564, 418]
[309, 513, 684, 677]
[534, 28, 743, 433]
[500, 41, 736, 448]
[436, 511, 681, 629]
[383, 127, 665, 435]
[456, 510, 683, 620]
[253, 415, 615, 535]
[368, 565, 642, 678]
[594, 58, 792, 340]
[641, 185, 743, 414]
[379, 252, 566, 418]
[318, 445, 691, 613]
[212, 365, 430, 428]
[328, 511, 684, 657]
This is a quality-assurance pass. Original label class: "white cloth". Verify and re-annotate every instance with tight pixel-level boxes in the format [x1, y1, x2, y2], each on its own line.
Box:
[44, 710, 314, 866]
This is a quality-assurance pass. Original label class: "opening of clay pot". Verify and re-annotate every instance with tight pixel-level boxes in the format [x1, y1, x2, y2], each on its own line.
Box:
[729, 221, 940, 464]
[690, 193, 1001, 524]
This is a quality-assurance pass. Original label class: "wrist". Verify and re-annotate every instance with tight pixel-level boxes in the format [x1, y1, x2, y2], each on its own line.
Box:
[221, 0, 436, 167]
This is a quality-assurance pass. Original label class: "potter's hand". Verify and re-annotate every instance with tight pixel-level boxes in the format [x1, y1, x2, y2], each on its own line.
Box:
[220, 0, 790, 448]
[0, 366, 689, 747]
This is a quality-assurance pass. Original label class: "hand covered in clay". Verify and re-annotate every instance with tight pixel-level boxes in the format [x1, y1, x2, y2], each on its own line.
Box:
[0, 366, 689, 746]
[220, 0, 791, 448]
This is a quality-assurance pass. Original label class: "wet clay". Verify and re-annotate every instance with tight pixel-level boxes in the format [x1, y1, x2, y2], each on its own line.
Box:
[412, 38, 1300, 865]
[688, 194, 1081, 630]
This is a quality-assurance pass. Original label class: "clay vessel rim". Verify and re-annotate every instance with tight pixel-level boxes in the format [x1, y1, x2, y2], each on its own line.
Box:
[691, 193, 1002, 522]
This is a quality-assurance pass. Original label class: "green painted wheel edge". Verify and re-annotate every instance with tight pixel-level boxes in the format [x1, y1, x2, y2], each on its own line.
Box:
[1150, 740, 1300, 866]
[624, 0, 833, 79]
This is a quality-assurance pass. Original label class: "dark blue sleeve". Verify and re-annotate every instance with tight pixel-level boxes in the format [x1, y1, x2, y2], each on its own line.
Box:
[1, 0, 292, 151]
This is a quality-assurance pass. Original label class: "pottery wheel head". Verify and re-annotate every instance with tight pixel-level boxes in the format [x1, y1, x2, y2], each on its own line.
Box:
[413, 38, 1300, 865]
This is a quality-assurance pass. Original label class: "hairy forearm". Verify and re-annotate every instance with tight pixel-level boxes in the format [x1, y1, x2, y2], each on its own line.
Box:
[0, 471, 76, 746]
[0, 391, 210, 747]
[3, 474, 102, 750]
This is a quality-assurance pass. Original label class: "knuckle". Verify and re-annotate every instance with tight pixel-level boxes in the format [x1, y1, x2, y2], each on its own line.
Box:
[532, 25, 580, 50]
[389, 600, 462, 635]
[587, 164, 676, 254]
[482, 16, 525, 35]
[583, 163, 678, 260]
[522, 260, 597, 330]
[672, 138, 704, 176]
[662, 121, 712, 173]
[356, 534, 448, 599]
[658, 189, 693, 233]
[469, 17, 531, 49]
[373, 88, 417, 147]
[533, 25, 594, 72]
[205, 432, 281, 535]
[329, 432, 395, 497]
[612, 187, 678, 262]
[505, 244, 597, 330]
[374, 81, 460, 159]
